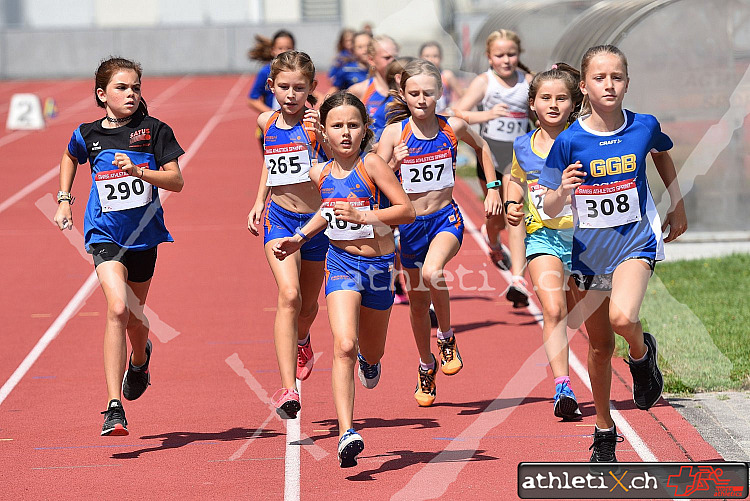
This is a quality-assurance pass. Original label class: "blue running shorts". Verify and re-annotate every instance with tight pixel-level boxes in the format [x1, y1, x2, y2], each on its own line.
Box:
[324, 244, 395, 310]
[398, 201, 464, 269]
[263, 200, 328, 261]
[525, 226, 574, 273]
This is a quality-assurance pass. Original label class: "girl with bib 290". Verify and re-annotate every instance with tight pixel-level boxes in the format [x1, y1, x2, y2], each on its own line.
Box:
[378, 60, 502, 407]
[53, 57, 185, 437]
[540, 45, 687, 463]
[247, 51, 330, 420]
[273, 91, 415, 468]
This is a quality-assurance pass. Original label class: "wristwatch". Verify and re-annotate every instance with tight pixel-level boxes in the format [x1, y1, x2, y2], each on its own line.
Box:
[485, 180, 502, 189]
[57, 191, 74, 204]
[504, 200, 520, 213]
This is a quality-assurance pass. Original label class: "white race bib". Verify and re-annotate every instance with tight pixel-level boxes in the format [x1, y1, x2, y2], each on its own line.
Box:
[95, 169, 152, 213]
[574, 179, 641, 228]
[321, 198, 374, 240]
[401, 149, 454, 193]
[528, 180, 571, 221]
[265, 143, 312, 186]
[484, 111, 528, 142]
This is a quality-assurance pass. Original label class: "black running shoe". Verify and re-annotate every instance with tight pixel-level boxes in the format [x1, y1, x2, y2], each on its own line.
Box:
[101, 399, 128, 436]
[588, 425, 623, 462]
[338, 428, 364, 468]
[626, 332, 663, 410]
[122, 339, 152, 401]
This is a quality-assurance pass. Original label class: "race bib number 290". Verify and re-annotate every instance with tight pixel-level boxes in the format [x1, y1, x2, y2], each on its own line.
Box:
[574, 179, 641, 228]
[95, 169, 152, 213]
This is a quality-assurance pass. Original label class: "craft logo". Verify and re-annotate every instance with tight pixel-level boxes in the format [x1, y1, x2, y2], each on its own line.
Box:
[518, 462, 748, 499]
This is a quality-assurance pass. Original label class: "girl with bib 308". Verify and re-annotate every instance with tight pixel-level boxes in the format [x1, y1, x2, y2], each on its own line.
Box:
[540, 45, 687, 463]
[273, 91, 415, 468]
[53, 57, 185, 437]
[247, 51, 330, 420]
[377, 59, 502, 407]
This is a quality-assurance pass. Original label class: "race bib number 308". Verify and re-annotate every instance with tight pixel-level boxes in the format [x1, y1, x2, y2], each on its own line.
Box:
[95, 169, 152, 213]
[401, 149, 454, 193]
[574, 179, 641, 228]
[265, 143, 312, 186]
[321, 198, 374, 240]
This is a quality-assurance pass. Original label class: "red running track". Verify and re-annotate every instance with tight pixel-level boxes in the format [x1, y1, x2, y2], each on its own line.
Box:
[0, 75, 721, 500]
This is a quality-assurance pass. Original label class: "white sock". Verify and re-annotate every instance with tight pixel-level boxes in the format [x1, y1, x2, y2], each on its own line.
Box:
[436, 328, 453, 340]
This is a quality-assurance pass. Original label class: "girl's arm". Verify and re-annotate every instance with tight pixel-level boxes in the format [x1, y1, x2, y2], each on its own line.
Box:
[544, 162, 584, 217]
[335, 153, 415, 227]
[347, 80, 367, 100]
[451, 74, 506, 125]
[651, 150, 687, 242]
[112, 154, 184, 192]
[442, 69, 465, 100]
[450, 117, 502, 217]
[375, 123, 408, 171]
[505, 175, 526, 227]
[247, 111, 275, 235]
[53, 150, 78, 230]
[247, 97, 271, 114]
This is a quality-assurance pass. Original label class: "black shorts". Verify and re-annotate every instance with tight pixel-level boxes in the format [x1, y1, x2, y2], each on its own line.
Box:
[571, 257, 655, 291]
[477, 137, 514, 181]
[89, 242, 158, 283]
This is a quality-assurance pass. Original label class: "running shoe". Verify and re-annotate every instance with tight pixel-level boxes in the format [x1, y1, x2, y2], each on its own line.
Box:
[296, 337, 314, 381]
[505, 276, 530, 308]
[357, 353, 381, 389]
[101, 399, 128, 436]
[414, 354, 437, 407]
[272, 388, 300, 419]
[437, 335, 463, 375]
[393, 277, 409, 305]
[338, 428, 364, 468]
[589, 425, 623, 463]
[122, 339, 152, 401]
[481, 223, 511, 271]
[625, 331, 663, 410]
[428, 303, 438, 328]
[553, 381, 582, 420]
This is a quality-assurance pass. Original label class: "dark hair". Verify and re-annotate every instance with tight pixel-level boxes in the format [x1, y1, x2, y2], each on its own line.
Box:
[386, 59, 442, 125]
[248, 30, 296, 62]
[336, 28, 355, 53]
[319, 91, 374, 152]
[580, 45, 628, 116]
[269, 51, 318, 106]
[419, 41, 442, 58]
[528, 62, 583, 123]
[94, 56, 148, 115]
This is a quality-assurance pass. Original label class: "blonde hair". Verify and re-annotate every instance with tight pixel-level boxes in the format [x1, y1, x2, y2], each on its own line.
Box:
[485, 29, 531, 75]
[579, 45, 628, 116]
[366, 35, 399, 76]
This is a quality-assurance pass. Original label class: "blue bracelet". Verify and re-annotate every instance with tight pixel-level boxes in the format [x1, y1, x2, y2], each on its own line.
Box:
[295, 228, 310, 241]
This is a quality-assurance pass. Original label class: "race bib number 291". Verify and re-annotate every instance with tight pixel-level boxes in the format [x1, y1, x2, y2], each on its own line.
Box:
[95, 169, 152, 213]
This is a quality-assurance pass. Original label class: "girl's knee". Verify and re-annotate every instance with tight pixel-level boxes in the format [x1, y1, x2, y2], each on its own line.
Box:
[334, 337, 357, 359]
[421, 266, 443, 288]
[107, 300, 129, 324]
[277, 287, 302, 311]
[609, 310, 638, 335]
[543, 301, 567, 325]
[299, 300, 318, 322]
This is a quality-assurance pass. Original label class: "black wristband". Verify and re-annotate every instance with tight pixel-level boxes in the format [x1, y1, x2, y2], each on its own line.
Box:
[504, 200, 520, 213]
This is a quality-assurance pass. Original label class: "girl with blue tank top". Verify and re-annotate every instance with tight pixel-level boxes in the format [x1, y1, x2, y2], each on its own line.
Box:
[505, 63, 585, 422]
[53, 57, 185, 437]
[247, 51, 330, 422]
[540, 46, 687, 463]
[377, 60, 502, 408]
[348, 35, 399, 146]
[273, 91, 415, 469]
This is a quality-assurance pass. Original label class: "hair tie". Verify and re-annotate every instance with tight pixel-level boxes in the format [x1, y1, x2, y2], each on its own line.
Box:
[551, 64, 558, 70]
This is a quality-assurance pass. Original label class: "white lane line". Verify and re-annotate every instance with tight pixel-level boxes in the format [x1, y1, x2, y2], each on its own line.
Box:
[285, 384, 301, 501]
[0, 77, 193, 216]
[0, 75, 249, 409]
[391, 200, 655, 500]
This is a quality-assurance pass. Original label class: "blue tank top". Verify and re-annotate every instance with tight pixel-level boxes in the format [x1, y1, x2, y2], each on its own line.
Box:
[318, 153, 390, 240]
[362, 78, 391, 142]
[263, 110, 327, 186]
[397, 115, 458, 195]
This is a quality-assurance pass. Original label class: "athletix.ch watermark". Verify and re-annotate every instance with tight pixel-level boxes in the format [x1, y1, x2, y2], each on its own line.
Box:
[518, 462, 748, 499]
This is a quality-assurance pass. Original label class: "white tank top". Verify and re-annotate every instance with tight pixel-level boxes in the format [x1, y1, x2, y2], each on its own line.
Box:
[480, 69, 529, 142]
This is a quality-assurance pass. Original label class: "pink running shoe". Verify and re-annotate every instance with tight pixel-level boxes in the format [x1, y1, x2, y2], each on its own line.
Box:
[272, 388, 300, 419]
[296, 338, 314, 381]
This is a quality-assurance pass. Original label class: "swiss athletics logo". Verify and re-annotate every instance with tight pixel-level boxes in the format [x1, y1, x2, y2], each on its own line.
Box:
[130, 128, 151, 146]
